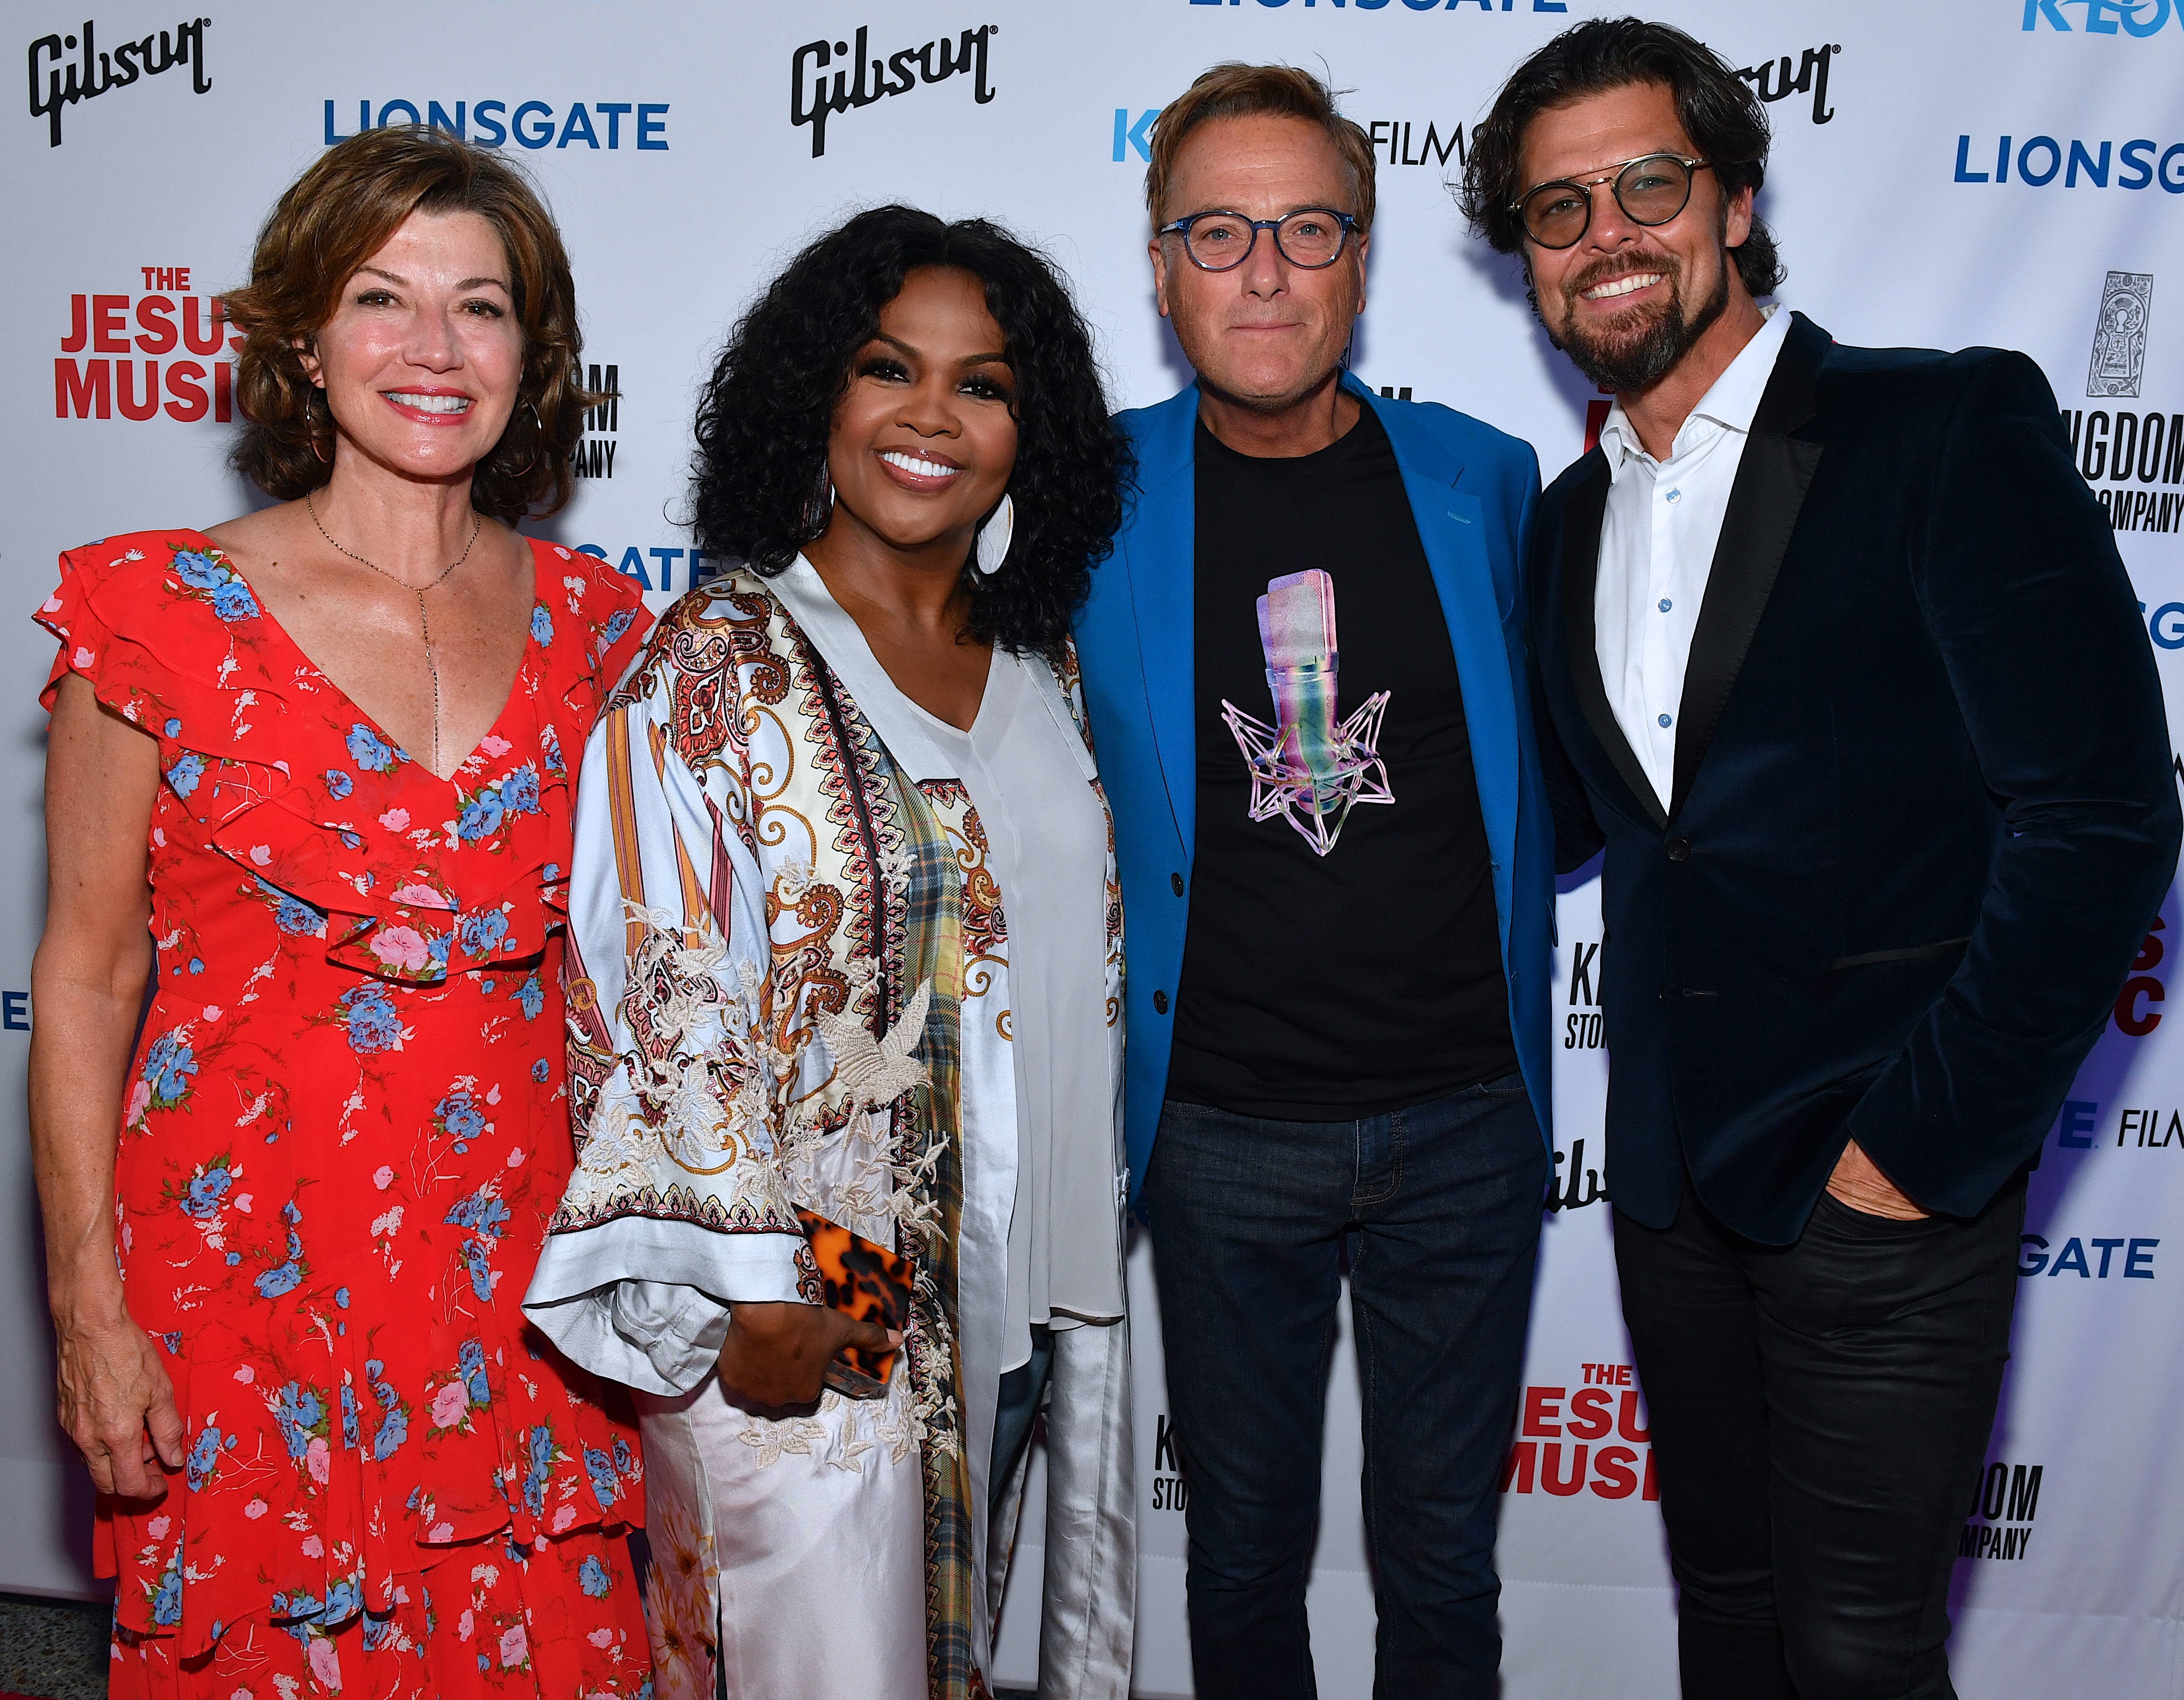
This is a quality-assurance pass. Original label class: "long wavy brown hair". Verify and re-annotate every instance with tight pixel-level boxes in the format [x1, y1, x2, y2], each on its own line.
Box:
[224, 126, 598, 523]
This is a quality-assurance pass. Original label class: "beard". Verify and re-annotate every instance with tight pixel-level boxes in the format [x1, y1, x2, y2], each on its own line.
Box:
[1541, 247, 1731, 396]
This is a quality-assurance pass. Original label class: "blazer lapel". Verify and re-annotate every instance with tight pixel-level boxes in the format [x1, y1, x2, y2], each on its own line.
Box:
[1669, 313, 1830, 818]
[1120, 387, 1202, 859]
[1560, 453, 1669, 830]
[1362, 381, 1521, 938]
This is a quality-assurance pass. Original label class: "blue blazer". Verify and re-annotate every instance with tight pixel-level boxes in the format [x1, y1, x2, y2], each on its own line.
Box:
[1075, 374, 1554, 1200]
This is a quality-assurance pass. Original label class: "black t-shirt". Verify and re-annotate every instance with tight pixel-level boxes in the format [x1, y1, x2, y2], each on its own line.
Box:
[1167, 407, 1516, 1120]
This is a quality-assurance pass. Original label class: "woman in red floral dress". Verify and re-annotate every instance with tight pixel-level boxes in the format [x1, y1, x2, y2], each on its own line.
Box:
[28, 128, 654, 1698]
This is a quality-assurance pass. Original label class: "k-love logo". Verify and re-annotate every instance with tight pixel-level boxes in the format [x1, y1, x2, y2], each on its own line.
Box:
[1735, 43, 1837, 127]
[53, 268, 240, 423]
[1502, 1363, 1654, 1501]
[791, 24, 995, 160]
[1960, 1458, 2043, 1564]
[323, 99, 667, 152]
[2022, 0, 2183, 34]
[27, 15, 210, 148]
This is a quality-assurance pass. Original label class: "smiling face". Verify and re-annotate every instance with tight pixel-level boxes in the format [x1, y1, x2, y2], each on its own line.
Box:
[823, 265, 1018, 562]
[1151, 113, 1367, 415]
[302, 209, 524, 485]
[1515, 80, 1751, 394]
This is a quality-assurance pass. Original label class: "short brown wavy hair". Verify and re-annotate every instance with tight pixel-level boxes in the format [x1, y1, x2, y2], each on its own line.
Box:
[224, 126, 597, 523]
[1145, 62, 1377, 239]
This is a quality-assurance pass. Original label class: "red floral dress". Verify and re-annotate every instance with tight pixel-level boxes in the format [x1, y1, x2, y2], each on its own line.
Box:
[36, 530, 656, 1700]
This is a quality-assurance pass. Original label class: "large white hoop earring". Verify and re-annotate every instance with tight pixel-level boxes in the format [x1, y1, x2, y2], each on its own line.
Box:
[975, 493, 1014, 576]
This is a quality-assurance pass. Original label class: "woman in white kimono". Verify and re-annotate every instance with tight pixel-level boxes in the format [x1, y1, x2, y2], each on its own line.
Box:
[524, 207, 1135, 1699]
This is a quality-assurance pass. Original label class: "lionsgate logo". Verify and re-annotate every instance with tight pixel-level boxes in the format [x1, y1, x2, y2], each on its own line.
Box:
[27, 15, 210, 148]
[791, 23, 995, 160]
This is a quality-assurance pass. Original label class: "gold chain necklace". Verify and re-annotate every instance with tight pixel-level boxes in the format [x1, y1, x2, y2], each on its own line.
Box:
[305, 490, 483, 776]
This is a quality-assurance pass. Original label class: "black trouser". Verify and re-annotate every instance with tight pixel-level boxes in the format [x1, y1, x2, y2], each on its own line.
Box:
[1146, 1078, 1546, 1700]
[1614, 1172, 2025, 1700]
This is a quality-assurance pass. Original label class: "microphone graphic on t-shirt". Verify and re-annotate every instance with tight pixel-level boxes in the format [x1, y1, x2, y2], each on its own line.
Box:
[1219, 569, 1392, 857]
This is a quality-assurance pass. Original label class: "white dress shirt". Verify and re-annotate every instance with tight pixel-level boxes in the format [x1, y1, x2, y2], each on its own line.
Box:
[1594, 303, 1791, 811]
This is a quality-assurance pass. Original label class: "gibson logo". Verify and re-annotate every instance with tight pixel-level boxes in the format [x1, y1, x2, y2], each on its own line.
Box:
[792, 23, 995, 160]
[28, 16, 211, 148]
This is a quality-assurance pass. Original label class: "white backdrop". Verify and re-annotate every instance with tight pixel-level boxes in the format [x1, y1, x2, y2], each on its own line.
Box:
[8, 2, 2184, 1694]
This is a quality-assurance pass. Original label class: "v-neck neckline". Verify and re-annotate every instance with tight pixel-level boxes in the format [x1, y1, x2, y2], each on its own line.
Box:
[181, 528, 542, 790]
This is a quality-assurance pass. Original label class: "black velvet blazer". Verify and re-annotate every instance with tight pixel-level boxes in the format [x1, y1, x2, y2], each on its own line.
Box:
[1531, 311, 2180, 1244]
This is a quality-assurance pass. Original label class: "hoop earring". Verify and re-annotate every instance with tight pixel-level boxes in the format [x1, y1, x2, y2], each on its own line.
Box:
[306, 387, 332, 464]
[974, 493, 1014, 576]
[500, 401, 544, 479]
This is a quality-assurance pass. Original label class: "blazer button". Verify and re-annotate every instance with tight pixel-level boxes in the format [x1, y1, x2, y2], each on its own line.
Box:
[1666, 838, 1691, 862]
[1171, 872, 1185, 896]
[1153, 991, 1170, 1015]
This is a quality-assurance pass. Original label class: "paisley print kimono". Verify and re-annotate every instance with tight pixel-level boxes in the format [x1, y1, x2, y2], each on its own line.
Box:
[525, 562, 1134, 1699]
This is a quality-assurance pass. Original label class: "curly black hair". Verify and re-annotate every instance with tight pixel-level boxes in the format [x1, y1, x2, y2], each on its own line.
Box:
[690, 205, 1129, 656]
[1459, 18, 1785, 301]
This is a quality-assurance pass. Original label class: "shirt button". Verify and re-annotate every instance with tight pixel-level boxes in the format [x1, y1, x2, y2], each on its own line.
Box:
[1152, 991, 1170, 1015]
[1171, 872, 1185, 896]
[1665, 488, 1682, 503]
[1666, 839, 1691, 862]
[1657, 712, 1673, 727]
[1657, 598, 1673, 612]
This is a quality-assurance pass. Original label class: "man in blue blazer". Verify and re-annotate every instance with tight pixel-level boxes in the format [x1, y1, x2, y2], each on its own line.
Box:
[1074, 64, 1554, 1700]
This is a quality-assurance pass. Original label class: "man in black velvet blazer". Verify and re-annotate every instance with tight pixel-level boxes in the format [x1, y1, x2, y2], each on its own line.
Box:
[1464, 21, 2179, 1700]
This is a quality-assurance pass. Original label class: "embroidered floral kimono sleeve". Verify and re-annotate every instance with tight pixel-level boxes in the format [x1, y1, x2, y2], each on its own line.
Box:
[524, 644, 812, 1397]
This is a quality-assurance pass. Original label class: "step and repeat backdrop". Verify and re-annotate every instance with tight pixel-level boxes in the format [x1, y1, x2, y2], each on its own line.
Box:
[7, 1, 2182, 1694]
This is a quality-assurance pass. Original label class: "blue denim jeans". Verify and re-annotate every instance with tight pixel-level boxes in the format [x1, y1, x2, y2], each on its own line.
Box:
[1144, 1077, 1546, 1700]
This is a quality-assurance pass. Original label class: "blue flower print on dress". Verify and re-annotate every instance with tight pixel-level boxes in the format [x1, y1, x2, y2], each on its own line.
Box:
[324, 768, 353, 800]
[582, 1445, 619, 1510]
[339, 1382, 361, 1449]
[531, 604, 555, 646]
[578, 1553, 612, 1598]
[254, 1221, 305, 1298]
[458, 1337, 490, 1407]
[540, 722, 564, 777]
[162, 717, 181, 738]
[498, 763, 541, 816]
[165, 751, 206, 799]
[458, 1238, 494, 1302]
[171, 550, 226, 590]
[457, 789, 504, 842]
[150, 1547, 184, 1627]
[186, 1424, 223, 1490]
[512, 973, 545, 1020]
[209, 579, 259, 622]
[523, 1422, 554, 1516]
[372, 1404, 408, 1461]
[178, 1161, 231, 1221]
[142, 1031, 197, 1109]
[531, 1057, 550, 1083]
[273, 1381, 324, 1459]
[596, 607, 634, 658]
[457, 908, 509, 957]
[345, 723, 402, 773]
[436, 1092, 488, 1144]
[256, 876, 328, 939]
[339, 983, 402, 1054]
[362, 1612, 395, 1651]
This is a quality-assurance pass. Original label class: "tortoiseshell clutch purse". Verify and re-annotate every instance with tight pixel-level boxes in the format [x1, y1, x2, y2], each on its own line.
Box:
[796, 1207, 914, 1399]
